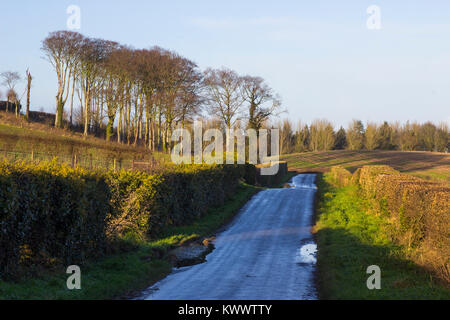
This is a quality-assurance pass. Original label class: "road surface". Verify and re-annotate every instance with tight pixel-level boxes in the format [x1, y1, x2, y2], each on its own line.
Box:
[139, 173, 318, 300]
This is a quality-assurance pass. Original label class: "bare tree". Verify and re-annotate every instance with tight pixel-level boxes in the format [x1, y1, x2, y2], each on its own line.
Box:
[435, 122, 449, 152]
[347, 120, 365, 150]
[309, 119, 335, 151]
[399, 121, 418, 151]
[203, 67, 244, 128]
[280, 118, 294, 154]
[42, 31, 83, 128]
[1, 71, 21, 114]
[76, 38, 116, 136]
[378, 122, 395, 150]
[365, 122, 380, 150]
[163, 53, 203, 150]
[36, 31, 297, 154]
[241, 76, 282, 131]
[295, 121, 311, 152]
[6, 89, 19, 116]
[25, 69, 32, 120]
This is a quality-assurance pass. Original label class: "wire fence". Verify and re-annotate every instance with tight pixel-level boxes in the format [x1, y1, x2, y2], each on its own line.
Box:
[0, 149, 163, 172]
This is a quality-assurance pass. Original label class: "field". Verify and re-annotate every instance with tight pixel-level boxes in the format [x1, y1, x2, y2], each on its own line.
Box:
[0, 111, 169, 170]
[282, 150, 450, 184]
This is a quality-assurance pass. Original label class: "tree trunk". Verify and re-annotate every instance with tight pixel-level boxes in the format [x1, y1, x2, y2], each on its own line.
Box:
[56, 97, 65, 128]
[69, 77, 75, 127]
[117, 107, 122, 143]
[26, 70, 32, 121]
[83, 89, 90, 136]
[106, 114, 115, 142]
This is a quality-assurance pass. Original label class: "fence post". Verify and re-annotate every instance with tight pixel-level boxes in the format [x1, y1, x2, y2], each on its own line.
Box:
[31, 150, 34, 162]
[74, 154, 77, 168]
[132, 159, 135, 170]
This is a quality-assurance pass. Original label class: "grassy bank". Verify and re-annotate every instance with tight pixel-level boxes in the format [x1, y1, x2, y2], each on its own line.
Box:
[314, 173, 450, 299]
[0, 111, 169, 170]
[0, 182, 260, 300]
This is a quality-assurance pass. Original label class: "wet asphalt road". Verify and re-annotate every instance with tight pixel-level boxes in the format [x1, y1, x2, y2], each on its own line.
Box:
[139, 174, 318, 300]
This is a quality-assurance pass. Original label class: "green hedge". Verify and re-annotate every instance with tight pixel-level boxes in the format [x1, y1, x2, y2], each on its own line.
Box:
[106, 164, 247, 239]
[327, 165, 450, 283]
[328, 166, 353, 187]
[0, 161, 255, 279]
[0, 161, 110, 279]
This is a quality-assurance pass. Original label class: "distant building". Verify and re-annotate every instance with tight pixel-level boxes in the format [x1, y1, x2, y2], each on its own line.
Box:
[0, 100, 21, 113]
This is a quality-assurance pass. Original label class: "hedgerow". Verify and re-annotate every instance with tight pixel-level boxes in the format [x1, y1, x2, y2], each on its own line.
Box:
[0, 161, 256, 279]
[328, 165, 450, 284]
[106, 164, 247, 240]
[0, 161, 110, 279]
[328, 166, 353, 187]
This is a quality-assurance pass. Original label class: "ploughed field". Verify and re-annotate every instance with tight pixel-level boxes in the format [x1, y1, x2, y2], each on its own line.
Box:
[281, 150, 450, 184]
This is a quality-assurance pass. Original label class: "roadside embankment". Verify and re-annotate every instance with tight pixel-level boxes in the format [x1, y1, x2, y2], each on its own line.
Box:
[314, 166, 449, 299]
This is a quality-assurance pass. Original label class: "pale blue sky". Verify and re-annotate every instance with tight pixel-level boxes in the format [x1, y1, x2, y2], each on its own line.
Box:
[0, 0, 449, 127]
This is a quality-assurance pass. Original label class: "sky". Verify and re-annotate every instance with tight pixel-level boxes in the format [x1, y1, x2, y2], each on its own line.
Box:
[0, 0, 449, 128]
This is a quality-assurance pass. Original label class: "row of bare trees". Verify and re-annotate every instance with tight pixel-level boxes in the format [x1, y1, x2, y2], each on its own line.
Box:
[279, 119, 449, 154]
[36, 30, 450, 155]
[41, 31, 282, 151]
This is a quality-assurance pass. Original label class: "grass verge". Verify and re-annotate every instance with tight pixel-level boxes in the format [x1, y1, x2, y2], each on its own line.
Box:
[314, 173, 450, 300]
[0, 182, 261, 300]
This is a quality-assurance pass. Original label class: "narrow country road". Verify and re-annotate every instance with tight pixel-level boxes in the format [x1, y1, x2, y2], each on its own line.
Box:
[139, 174, 318, 300]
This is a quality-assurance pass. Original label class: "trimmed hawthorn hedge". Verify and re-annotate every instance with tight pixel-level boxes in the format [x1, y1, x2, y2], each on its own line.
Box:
[0, 161, 255, 279]
[106, 164, 248, 239]
[328, 165, 450, 283]
[0, 161, 110, 279]
[328, 166, 353, 187]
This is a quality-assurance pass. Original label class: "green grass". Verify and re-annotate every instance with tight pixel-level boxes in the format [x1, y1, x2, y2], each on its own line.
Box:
[314, 173, 450, 299]
[0, 112, 170, 171]
[0, 182, 261, 300]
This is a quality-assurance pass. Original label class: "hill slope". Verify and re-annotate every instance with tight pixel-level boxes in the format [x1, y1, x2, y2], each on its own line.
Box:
[0, 111, 167, 170]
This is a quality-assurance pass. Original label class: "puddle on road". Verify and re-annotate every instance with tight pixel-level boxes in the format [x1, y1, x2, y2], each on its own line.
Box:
[295, 243, 317, 264]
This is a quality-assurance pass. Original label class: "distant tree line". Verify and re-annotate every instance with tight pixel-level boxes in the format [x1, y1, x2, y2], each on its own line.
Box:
[279, 119, 449, 154]
[2, 30, 447, 155]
